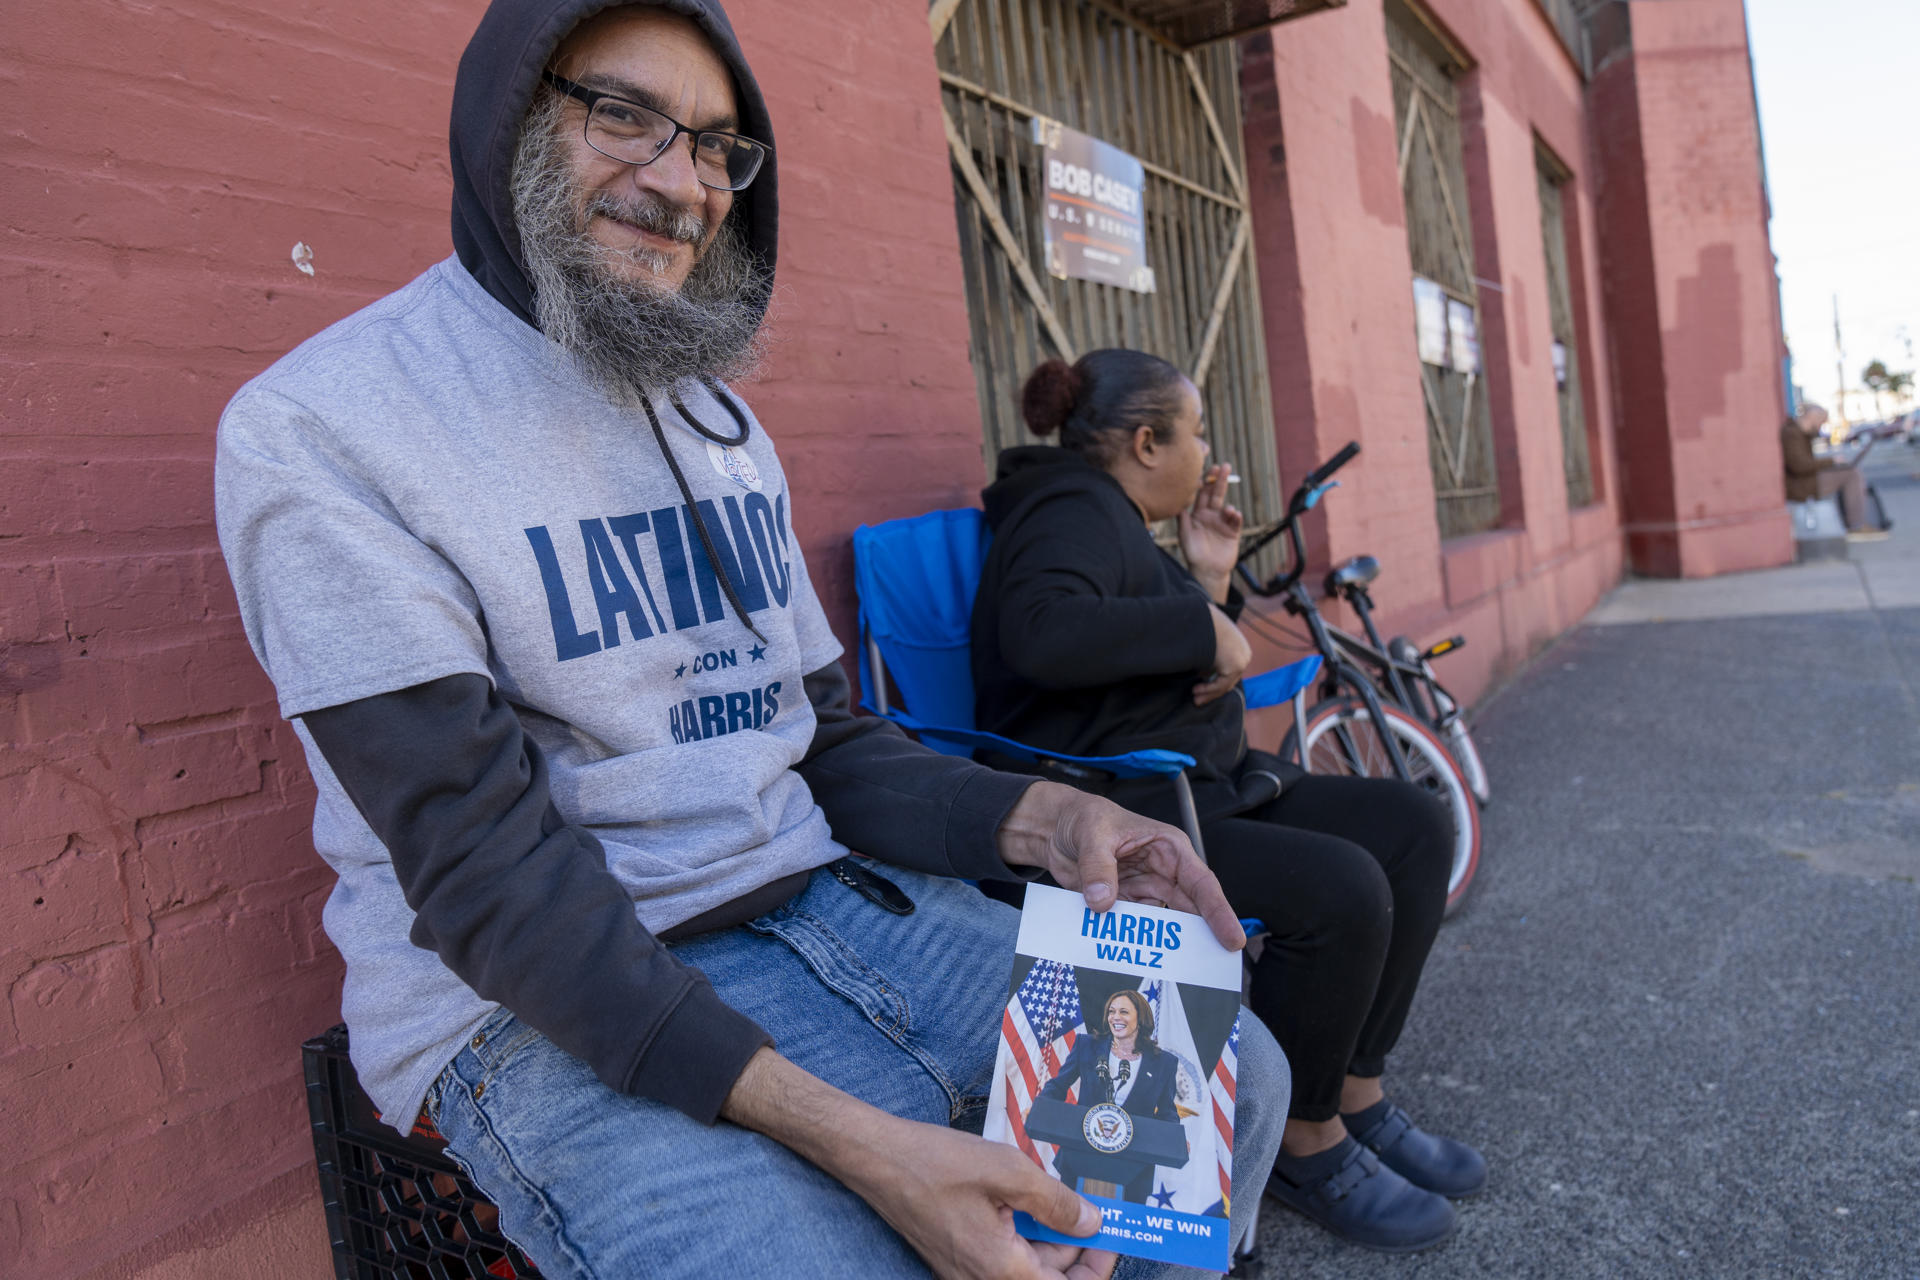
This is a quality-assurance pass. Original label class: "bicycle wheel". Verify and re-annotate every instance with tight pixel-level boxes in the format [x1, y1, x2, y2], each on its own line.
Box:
[1282, 696, 1483, 916]
[1427, 679, 1491, 806]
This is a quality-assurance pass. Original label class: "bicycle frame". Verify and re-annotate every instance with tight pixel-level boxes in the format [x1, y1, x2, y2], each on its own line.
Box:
[1325, 589, 1461, 735]
[1276, 579, 1416, 779]
[1232, 441, 1472, 780]
[1234, 444, 1488, 905]
[1230, 442, 1417, 780]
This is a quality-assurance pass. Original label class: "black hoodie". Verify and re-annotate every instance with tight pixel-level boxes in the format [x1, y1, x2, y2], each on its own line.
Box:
[298, 0, 1035, 1131]
[972, 446, 1298, 826]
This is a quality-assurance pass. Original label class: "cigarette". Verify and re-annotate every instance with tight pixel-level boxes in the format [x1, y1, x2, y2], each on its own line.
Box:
[1226, 473, 1242, 484]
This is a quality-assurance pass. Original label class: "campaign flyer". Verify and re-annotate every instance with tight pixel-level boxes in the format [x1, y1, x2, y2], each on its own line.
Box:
[982, 883, 1245, 1273]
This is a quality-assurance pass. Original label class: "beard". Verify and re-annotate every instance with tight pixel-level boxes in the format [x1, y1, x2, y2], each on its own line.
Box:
[509, 92, 770, 405]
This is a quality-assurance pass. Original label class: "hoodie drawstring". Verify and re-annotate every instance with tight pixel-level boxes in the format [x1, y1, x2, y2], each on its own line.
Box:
[669, 377, 751, 446]
[641, 393, 770, 647]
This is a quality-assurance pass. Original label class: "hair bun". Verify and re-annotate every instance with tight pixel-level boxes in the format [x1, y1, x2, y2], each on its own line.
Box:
[1020, 359, 1083, 436]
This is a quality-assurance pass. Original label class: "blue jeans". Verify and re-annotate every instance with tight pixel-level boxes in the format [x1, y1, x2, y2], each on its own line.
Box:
[426, 866, 1289, 1278]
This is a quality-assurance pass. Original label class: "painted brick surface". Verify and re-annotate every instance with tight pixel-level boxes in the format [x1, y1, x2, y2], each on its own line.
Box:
[1248, 0, 1449, 632]
[1250, 0, 1633, 704]
[1589, 0, 1793, 576]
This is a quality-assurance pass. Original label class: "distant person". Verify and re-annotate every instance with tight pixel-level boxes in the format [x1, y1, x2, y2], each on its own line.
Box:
[1782, 403, 1888, 536]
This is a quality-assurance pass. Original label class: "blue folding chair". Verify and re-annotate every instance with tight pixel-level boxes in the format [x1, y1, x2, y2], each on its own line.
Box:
[852, 507, 1322, 862]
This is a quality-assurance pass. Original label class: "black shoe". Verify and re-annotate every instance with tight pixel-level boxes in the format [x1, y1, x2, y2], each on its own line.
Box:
[1348, 1103, 1488, 1198]
[1265, 1139, 1455, 1252]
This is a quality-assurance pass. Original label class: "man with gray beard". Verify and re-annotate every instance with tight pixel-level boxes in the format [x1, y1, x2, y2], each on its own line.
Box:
[214, 1, 1286, 1277]
[510, 86, 767, 404]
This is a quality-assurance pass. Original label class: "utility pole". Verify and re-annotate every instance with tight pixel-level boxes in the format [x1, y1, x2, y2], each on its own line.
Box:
[1832, 294, 1848, 428]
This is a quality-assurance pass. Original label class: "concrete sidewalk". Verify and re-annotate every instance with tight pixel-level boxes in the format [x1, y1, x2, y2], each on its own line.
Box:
[1249, 445, 1920, 1278]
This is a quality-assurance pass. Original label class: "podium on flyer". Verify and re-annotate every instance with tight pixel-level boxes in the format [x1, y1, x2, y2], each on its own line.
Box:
[1023, 1098, 1189, 1192]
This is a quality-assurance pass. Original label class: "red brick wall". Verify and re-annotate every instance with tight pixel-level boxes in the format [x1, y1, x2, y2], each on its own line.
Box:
[1245, 0, 1626, 712]
[735, 0, 990, 640]
[4, 2, 468, 1273]
[1588, 0, 1791, 576]
[1242, 0, 1449, 613]
[2, 1, 981, 1275]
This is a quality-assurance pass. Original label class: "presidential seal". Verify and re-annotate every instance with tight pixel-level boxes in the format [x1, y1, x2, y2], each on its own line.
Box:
[1082, 1102, 1135, 1155]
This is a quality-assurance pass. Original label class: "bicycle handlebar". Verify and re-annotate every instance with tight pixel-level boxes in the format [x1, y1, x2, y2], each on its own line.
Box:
[1233, 442, 1360, 596]
[1303, 441, 1360, 490]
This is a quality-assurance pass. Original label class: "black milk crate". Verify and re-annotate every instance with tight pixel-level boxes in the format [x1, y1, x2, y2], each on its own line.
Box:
[303, 1025, 540, 1279]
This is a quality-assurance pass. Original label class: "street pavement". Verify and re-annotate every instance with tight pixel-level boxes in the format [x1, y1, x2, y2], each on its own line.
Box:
[1249, 445, 1920, 1278]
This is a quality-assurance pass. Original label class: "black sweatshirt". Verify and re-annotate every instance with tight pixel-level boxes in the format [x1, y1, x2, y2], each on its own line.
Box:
[971, 447, 1297, 826]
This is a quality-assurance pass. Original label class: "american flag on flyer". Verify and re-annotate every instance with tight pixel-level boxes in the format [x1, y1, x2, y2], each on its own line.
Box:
[1209, 1015, 1239, 1213]
[1141, 980, 1237, 1216]
[991, 958, 1083, 1175]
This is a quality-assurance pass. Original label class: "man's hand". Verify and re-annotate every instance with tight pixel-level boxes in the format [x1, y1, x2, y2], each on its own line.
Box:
[849, 1117, 1120, 1280]
[1193, 603, 1253, 707]
[997, 781, 1246, 951]
[723, 1048, 1117, 1279]
[1178, 463, 1243, 603]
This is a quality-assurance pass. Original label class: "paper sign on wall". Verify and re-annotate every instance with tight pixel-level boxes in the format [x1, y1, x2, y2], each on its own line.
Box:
[1035, 118, 1155, 294]
[1447, 297, 1480, 375]
[1412, 276, 1448, 366]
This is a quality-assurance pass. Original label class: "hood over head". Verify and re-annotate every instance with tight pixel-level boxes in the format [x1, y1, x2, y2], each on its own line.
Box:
[450, 0, 778, 331]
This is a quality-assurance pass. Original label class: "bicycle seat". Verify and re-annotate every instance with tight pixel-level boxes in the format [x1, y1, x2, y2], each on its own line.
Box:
[1325, 555, 1380, 595]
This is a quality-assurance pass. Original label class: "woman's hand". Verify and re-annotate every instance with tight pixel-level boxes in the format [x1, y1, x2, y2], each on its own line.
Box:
[1178, 464, 1242, 603]
[1193, 604, 1251, 706]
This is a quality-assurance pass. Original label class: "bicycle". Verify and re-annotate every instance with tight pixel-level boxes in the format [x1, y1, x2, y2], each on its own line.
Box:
[1231, 442, 1487, 915]
[1281, 551, 1489, 810]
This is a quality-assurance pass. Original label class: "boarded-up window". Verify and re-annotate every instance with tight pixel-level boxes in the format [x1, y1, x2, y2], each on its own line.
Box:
[1536, 147, 1594, 508]
[932, 0, 1284, 545]
[1386, 0, 1500, 539]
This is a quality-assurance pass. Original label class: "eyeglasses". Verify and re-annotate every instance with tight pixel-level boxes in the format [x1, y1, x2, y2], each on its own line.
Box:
[543, 71, 769, 192]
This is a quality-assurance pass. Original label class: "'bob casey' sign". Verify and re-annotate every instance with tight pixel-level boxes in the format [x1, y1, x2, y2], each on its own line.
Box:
[1033, 118, 1155, 294]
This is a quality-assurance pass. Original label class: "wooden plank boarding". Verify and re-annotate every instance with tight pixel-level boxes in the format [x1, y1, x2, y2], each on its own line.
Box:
[933, 0, 1284, 568]
[1192, 215, 1249, 386]
[941, 103, 1077, 362]
[1388, 0, 1501, 538]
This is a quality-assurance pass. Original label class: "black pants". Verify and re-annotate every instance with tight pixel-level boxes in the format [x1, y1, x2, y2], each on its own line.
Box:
[1202, 775, 1453, 1122]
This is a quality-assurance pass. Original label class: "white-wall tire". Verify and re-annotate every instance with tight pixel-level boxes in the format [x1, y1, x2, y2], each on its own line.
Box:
[1284, 697, 1484, 916]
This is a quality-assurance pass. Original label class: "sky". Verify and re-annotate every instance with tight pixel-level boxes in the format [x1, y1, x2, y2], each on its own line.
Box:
[1746, 0, 1919, 420]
